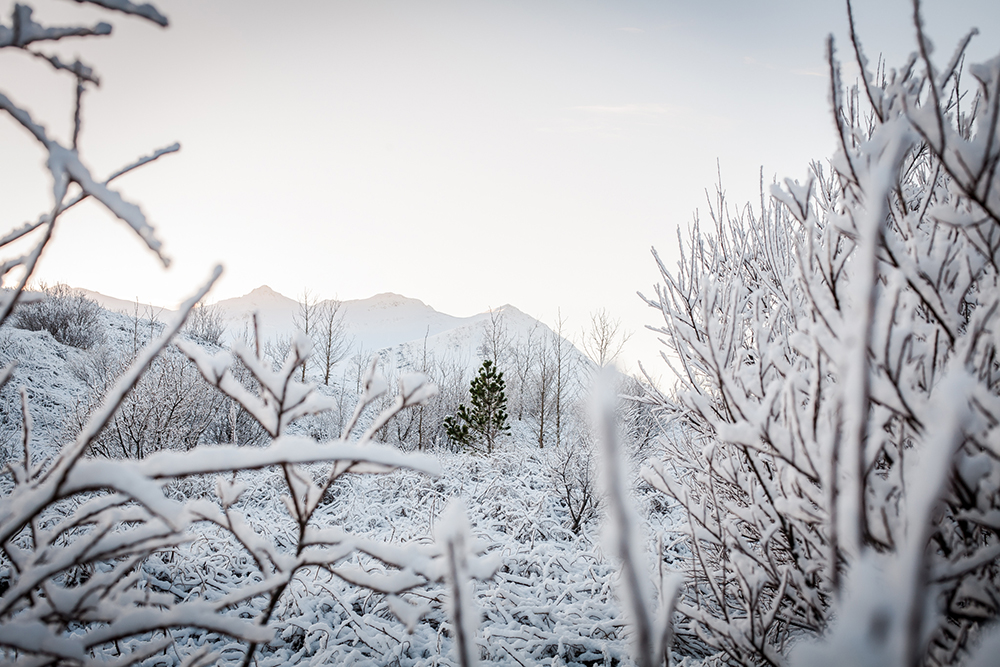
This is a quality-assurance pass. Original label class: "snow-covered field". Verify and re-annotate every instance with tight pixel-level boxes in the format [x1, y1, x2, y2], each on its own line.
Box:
[147, 436, 679, 666]
[0, 296, 684, 666]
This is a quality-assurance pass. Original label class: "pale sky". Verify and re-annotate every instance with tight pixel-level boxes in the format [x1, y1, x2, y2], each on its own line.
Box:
[2, 0, 998, 380]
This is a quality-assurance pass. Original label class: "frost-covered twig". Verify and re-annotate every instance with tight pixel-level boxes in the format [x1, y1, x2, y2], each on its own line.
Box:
[0, 4, 110, 49]
[441, 500, 480, 667]
[178, 323, 452, 665]
[0, 88, 170, 265]
[71, 0, 169, 27]
[595, 369, 661, 667]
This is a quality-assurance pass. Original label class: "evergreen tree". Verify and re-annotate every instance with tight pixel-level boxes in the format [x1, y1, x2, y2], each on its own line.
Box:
[444, 359, 510, 454]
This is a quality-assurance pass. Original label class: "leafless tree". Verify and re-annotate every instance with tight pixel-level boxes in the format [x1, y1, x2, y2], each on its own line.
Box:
[315, 297, 353, 385]
[293, 288, 320, 381]
[551, 310, 576, 448]
[582, 307, 631, 369]
[530, 334, 555, 448]
[478, 307, 511, 369]
[78, 344, 225, 459]
[264, 333, 293, 370]
[416, 327, 430, 449]
[351, 343, 370, 393]
[508, 322, 539, 420]
[429, 348, 472, 449]
[551, 430, 599, 535]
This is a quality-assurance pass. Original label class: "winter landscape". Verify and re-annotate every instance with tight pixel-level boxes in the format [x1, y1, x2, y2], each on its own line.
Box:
[3, 1, 1000, 666]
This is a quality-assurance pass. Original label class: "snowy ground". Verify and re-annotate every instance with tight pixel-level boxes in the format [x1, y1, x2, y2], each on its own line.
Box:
[0, 302, 698, 667]
[143, 434, 683, 666]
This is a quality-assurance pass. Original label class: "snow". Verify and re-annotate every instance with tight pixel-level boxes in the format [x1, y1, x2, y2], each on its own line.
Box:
[0, 620, 85, 661]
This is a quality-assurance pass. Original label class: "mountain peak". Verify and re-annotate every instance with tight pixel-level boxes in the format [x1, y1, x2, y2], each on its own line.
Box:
[246, 285, 285, 298]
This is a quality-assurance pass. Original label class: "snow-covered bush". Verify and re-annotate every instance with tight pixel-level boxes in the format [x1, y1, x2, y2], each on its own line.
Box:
[74, 342, 225, 458]
[183, 301, 226, 346]
[194, 350, 272, 448]
[0, 4, 485, 665]
[10, 283, 104, 348]
[550, 431, 600, 535]
[642, 5, 1000, 665]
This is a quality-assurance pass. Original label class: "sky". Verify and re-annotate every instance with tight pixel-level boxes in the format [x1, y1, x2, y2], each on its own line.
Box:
[2, 0, 999, 381]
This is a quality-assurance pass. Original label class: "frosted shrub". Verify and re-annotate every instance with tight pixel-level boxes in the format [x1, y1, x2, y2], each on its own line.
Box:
[75, 344, 226, 458]
[11, 283, 104, 348]
[549, 432, 600, 535]
[641, 4, 1000, 665]
[183, 301, 226, 346]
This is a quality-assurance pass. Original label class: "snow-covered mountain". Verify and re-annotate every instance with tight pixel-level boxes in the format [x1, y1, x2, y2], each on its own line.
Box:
[78, 286, 584, 374]
[208, 288, 469, 354]
[341, 293, 467, 352]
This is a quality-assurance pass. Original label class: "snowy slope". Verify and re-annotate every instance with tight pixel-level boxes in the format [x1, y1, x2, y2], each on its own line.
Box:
[0, 326, 90, 457]
[79, 288, 174, 321]
[341, 292, 466, 352]
[0, 307, 148, 462]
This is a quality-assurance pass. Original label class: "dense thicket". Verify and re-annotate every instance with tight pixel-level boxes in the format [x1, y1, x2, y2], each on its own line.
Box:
[641, 5, 1000, 665]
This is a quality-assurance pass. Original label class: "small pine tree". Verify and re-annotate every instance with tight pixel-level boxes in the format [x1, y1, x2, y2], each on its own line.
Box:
[444, 359, 510, 454]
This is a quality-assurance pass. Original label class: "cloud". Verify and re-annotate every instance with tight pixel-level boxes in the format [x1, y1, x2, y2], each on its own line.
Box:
[618, 27, 644, 33]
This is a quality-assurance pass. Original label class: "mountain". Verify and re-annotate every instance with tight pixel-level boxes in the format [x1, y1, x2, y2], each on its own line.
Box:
[74, 285, 585, 375]
[210, 285, 300, 344]
[205, 287, 574, 369]
[340, 293, 466, 353]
